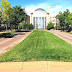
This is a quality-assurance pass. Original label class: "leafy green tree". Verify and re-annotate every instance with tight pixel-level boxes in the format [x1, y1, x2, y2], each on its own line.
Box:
[56, 9, 70, 31]
[47, 22, 54, 30]
[5, 7, 14, 31]
[12, 6, 27, 30]
[0, 11, 2, 24]
[56, 12, 65, 31]
[26, 24, 34, 30]
[19, 21, 27, 29]
[63, 9, 70, 17]
[0, 0, 12, 31]
[65, 13, 72, 31]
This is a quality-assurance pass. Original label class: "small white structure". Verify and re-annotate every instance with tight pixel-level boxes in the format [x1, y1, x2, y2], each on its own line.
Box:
[30, 8, 49, 29]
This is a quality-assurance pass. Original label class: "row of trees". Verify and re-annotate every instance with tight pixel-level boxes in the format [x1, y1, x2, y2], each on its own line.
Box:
[56, 9, 72, 32]
[0, 0, 33, 32]
[19, 22, 34, 30]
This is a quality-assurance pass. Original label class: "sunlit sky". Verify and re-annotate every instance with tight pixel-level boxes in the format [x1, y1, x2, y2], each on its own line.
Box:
[0, 0, 72, 16]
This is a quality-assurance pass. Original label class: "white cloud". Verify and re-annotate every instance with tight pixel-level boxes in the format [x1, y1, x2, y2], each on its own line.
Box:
[23, 3, 62, 16]
[66, 6, 71, 10]
[48, 6, 62, 16]
[24, 3, 51, 15]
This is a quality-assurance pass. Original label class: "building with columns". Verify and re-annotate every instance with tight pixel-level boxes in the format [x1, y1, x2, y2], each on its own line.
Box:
[30, 8, 58, 29]
[30, 8, 50, 29]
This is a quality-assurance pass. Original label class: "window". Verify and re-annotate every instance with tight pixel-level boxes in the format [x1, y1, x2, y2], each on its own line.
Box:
[36, 17, 38, 29]
[45, 17, 47, 28]
[33, 17, 35, 26]
[42, 17, 44, 27]
[36, 17, 38, 25]
[39, 17, 41, 25]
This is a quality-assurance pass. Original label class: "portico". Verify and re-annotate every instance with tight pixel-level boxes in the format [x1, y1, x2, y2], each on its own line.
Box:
[30, 8, 49, 29]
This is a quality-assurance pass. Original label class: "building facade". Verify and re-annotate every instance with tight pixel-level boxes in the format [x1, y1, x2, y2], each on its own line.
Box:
[30, 8, 50, 29]
[50, 16, 59, 27]
[30, 8, 58, 29]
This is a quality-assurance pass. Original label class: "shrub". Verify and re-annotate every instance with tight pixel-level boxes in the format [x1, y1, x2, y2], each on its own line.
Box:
[54, 26, 61, 30]
[47, 22, 54, 30]
[19, 22, 27, 29]
[26, 24, 34, 30]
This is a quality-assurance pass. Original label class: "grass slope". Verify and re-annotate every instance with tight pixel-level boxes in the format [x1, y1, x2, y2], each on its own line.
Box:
[0, 30, 72, 62]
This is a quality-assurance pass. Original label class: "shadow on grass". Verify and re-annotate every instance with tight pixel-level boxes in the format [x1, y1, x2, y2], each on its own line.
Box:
[0, 33, 16, 38]
[16, 30, 32, 32]
[0, 33, 25, 38]
[0, 30, 32, 38]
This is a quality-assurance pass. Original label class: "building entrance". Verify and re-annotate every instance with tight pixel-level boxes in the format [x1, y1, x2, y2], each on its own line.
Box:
[33, 17, 46, 29]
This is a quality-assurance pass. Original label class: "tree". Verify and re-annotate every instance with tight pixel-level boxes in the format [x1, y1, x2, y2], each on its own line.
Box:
[63, 9, 70, 17]
[19, 21, 26, 29]
[56, 9, 70, 31]
[56, 12, 65, 31]
[0, 11, 2, 24]
[12, 6, 27, 30]
[26, 24, 34, 30]
[0, 0, 12, 31]
[47, 22, 54, 30]
[65, 13, 72, 31]
[7, 7, 14, 31]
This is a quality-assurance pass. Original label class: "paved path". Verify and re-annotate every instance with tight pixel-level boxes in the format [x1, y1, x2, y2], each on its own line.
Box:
[0, 32, 5, 33]
[47, 30, 72, 44]
[0, 61, 72, 72]
[0, 31, 33, 54]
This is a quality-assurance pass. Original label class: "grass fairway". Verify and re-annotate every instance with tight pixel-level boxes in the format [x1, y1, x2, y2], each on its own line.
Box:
[0, 30, 72, 62]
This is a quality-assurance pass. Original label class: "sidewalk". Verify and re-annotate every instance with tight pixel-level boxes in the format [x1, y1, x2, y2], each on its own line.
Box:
[47, 30, 72, 44]
[0, 61, 72, 72]
[0, 30, 33, 55]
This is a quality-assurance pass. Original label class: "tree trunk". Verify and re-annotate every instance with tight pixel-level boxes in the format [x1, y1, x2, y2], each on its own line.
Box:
[6, 24, 8, 32]
[15, 25, 16, 31]
[63, 26, 64, 31]
[22, 26, 23, 29]
[10, 25, 12, 32]
[18, 25, 19, 30]
[6, 17, 8, 32]
[71, 26, 72, 32]
[61, 26, 62, 32]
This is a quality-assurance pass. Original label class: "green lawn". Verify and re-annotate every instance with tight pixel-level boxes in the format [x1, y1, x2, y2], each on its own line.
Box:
[0, 30, 72, 62]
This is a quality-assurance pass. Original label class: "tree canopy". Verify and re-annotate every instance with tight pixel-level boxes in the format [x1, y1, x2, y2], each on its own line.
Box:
[0, 0, 29, 31]
[56, 9, 72, 31]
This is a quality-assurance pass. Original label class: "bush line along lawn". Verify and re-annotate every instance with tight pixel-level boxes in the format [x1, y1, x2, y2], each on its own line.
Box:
[0, 30, 72, 62]
[0, 31, 16, 35]
[62, 31, 72, 34]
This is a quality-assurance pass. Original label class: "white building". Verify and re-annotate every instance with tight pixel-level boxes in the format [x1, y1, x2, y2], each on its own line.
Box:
[30, 8, 57, 29]
[50, 16, 59, 27]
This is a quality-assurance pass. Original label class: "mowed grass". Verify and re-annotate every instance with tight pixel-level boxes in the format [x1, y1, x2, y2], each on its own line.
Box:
[0, 30, 72, 62]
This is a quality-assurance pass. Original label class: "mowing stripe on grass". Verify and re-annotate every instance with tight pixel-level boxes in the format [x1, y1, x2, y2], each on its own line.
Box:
[0, 30, 72, 62]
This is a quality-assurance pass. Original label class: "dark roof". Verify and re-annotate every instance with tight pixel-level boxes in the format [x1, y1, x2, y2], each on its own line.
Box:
[35, 8, 45, 11]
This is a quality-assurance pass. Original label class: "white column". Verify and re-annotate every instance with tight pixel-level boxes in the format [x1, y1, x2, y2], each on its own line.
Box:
[35, 17, 36, 29]
[46, 17, 47, 27]
[44, 17, 45, 29]
[41, 17, 42, 29]
[38, 17, 39, 27]
[46, 17, 47, 28]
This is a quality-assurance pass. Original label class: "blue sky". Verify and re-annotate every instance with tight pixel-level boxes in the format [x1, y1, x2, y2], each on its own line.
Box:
[0, 0, 72, 15]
